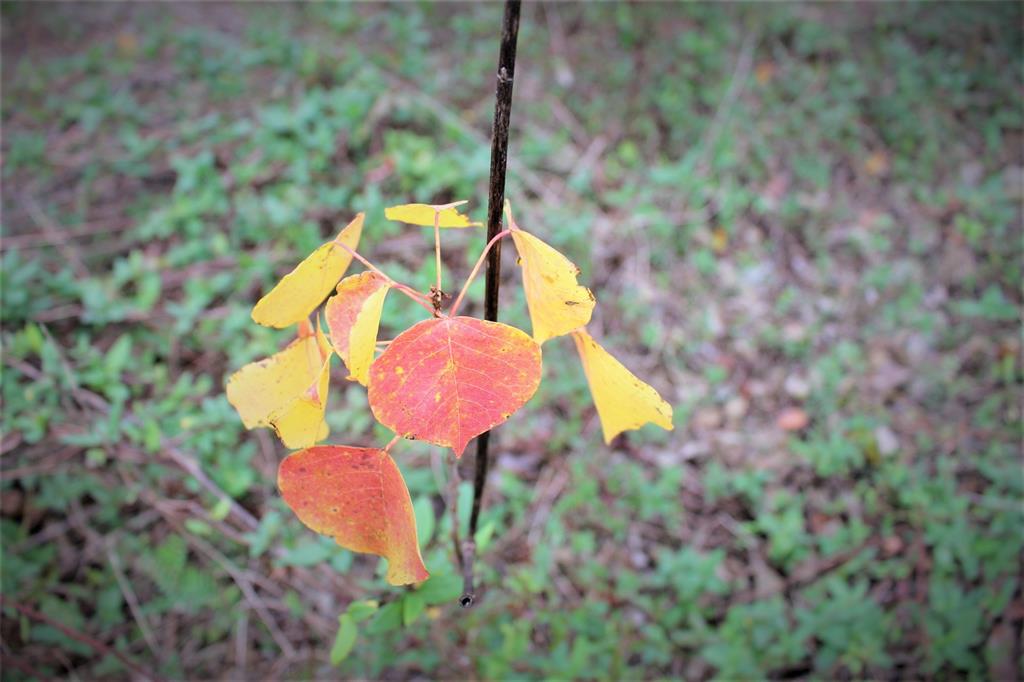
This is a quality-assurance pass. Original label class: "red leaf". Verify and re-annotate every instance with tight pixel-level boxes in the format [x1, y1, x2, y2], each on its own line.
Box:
[278, 446, 428, 585]
[367, 316, 542, 456]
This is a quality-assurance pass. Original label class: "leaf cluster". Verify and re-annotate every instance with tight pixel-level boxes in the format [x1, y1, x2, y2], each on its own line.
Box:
[227, 200, 673, 585]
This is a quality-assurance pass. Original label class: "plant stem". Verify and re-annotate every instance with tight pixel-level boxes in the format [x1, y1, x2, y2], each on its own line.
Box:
[333, 239, 437, 315]
[449, 228, 511, 317]
[462, 0, 520, 609]
[394, 284, 438, 314]
[448, 453, 463, 570]
[434, 212, 443, 293]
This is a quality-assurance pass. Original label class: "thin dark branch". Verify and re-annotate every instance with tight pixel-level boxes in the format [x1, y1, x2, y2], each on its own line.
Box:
[1, 597, 163, 681]
[463, 0, 521, 609]
[449, 453, 464, 570]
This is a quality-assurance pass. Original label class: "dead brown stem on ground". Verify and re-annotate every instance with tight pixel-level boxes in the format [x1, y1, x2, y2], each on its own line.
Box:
[105, 540, 163, 664]
[0, 597, 163, 681]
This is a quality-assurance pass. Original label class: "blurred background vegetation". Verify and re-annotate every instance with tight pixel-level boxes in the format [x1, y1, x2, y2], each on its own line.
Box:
[1, 2, 1022, 679]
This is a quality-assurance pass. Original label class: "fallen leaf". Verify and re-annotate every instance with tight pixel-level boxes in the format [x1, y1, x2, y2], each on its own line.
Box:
[882, 534, 904, 556]
[384, 201, 481, 228]
[278, 446, 428, 585]
[864, 150, 890, 178]
[711, 227, 729, 254]
[776, 407, 809, 431]
[251, 213, 364, 328]
[325, 271, 391, 386]
[571, 329, 674, 443]
[226, 322, 332, 448]
[367, 316, 542, 456]
[508, 205, 595, 343]
[755, 61, 777, 84]
[116, 32, 138, 56]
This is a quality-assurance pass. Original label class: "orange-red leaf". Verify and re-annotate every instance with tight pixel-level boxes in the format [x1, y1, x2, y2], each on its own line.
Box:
[367, 316, 541, 456]
[325, 271, 391, 385]
[278, 446, 428, 586]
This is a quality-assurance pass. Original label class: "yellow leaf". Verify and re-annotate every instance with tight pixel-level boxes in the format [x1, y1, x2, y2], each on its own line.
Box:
[271, 375, 330, 446]
[571, 329, 673, 443]
[508, 207, 595, 343]
[251, 214, 364, 328]
[325, 271, 391, 386]
[226, 323, 333, 448]
[384, 202, 482, 228]
[711, 227, 728, 254]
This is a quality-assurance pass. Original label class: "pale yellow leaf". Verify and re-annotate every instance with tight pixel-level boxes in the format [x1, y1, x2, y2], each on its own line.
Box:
[251, 214, 364, 328]
[272, 360, 331, 447]
[226, 323, 333, 448]
[509, 210, 595, 343]
[325, 271, 391, 386]
[571, 329, 673, 443]
[384, 202, 481, 228]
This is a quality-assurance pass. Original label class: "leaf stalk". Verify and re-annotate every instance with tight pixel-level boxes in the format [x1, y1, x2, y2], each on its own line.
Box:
[333, 239, 437, 315]
[449, 228, 511, 317]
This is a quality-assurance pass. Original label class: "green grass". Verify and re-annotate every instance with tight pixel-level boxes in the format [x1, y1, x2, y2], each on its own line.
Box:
[1, 2, 1022, 679]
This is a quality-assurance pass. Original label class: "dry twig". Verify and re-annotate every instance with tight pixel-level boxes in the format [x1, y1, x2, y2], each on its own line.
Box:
[0, 597, 163, 681]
